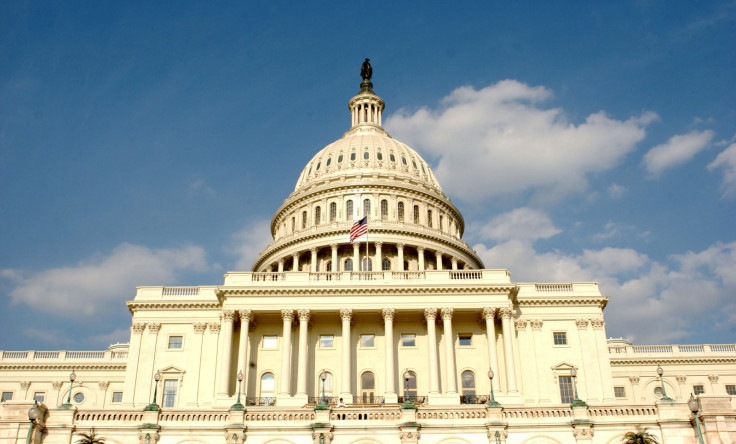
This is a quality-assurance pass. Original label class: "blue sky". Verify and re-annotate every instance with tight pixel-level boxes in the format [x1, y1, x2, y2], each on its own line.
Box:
[1, 1, 735, 350]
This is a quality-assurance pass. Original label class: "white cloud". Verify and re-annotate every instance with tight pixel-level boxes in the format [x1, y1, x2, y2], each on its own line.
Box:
[708, 142, 736, 199]
[643, 129, 714, 175]
[607, 183, 628, 199]
[2, 243, 211, 317]
[228, 219, 273, 270]
[479, 207, 561, 241]
[384, 80, 656, 203]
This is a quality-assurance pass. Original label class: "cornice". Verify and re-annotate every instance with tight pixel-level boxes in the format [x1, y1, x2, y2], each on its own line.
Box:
[610, 357, 736, 366]
[127, 301, 222, 314]
[0, 363, 126, 371]
[216, 285, 518, 298]
[516, 296, 609, 309]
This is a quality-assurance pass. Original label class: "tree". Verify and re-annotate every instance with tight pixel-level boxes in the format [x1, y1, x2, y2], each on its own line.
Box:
[623, 427, 658, 444]
[75, 429, 106, 444]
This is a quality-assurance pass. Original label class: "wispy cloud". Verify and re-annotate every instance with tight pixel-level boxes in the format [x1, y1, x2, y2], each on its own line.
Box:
[227, 219, 273, 271]
[643, 129, 714, 176]
[708, 141, 736, 199]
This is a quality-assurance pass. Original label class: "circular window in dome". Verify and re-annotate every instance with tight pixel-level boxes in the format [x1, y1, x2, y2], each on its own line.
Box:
[390, 154, 396, 162]
[377, 152, 383, 160]
[326, 158, 331, 166]
[653, 387, 663, 399]
[351, 153, 356, 161]
[74, 392, 85, 404]
[364, 151, 369, 160]
[402, 156, 407, 165]
[316, 162, 321, 170]
[338, 154, 343, 163]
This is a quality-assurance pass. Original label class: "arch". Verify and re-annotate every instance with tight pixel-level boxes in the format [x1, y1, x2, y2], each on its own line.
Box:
[435, 438, 475, 444]
[642, 378, 679, 401]
[344, 258, 353, 272]
[315, 206, 321, 225]
[521, 436, 565, 444]
[346, 200, 354, 221]
[461, 370, 476, 397]
[363, 199, 371, 218]
[259, 372, 275, 399]
[330, 202, 337, 222]
[350, 439, 386, 444]
[301, 211, 307, 229]
[397, 201, 405, 221]
[402, 371, 417, 398]
[360, 371, 376, 403]
[361, 257, 372, 271]
[380, 199, 388, 220]
[316, 371, 334, 400]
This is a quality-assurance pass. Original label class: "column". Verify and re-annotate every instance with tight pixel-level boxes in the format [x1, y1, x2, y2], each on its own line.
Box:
[331, 243, 338, 271]
[441, 308, 457, 394]
[296, 310, 310, 397]
[278, 259, 284, 273]
[50, 381, 63, 407]
[236, 311, 252, 382]
[186, 322, 207, 407]
[418, 247, 425, 271]
[482, 308, 500, 392]
[218, 310, 235, 396]
[451, 257, 458, 271]
[424, 308, 440, 395]
[676, 375, 687, 400]
[292, 252, 300, 271]
[310, 248, 318, 273]
[397, 244, 404, 271]
[122, 322, 145, 406]
[143, 323, 161, 404]
[352, 243, 359, 270]
[436, 251, 443, 270]
[530, 320, 547, 401]
[279, 309, 294, 396]
[591, 319, 615, 401]
[382, 309, 396, 400]
[340, 309, 353, 400]
[575, 319, 593, 400]
[629, 376, 641, 402]
[375, 242, 383, 271]
[500, 308, 518, 393]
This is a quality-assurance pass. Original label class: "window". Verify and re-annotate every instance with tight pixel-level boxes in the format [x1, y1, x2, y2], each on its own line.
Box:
[382, 258, 391, 271]
[112, 392, 123, 403]
[361, 257, 372, 271]
[726, 385, 736, 395]
[74, 392, 85, 404]
[326, 157, 331, 166]
[330, 202, 337, 222]
[390, 153, 396, 162]
[302, 211, 307, 229]
[291, 217, 295, 232]
[319, 372, 333, 399]
[168, 336, 183, 349]
[401, 334, 416, 347]
[458, 334, 472, 346]
[346, 200, 353, 220]
[377, 152, 382, 160]
[350, 152, 356, 161]
[427, 210, 433, 227]
[316, 162, 320, 170]
[654, 386, 663, 399]
[1, 392, 11, 402]
[320, 335, 334, 348]
[614, 387, 626, 398]
[380, 199, 388, 220]
[559, 376, 574, 404]
[461, 371, 476, 397]
[33, 392, 45, 403]
[360, 334, 375, 347]
[402, 156, 407, 165]
[413, 205, 419, 223]
[364, 151, 369, 160]
[439, 215, 444, 230]
[404, 371, 417, 398]
[159, 380, 176, 408]
[263, 335, 278, 349]
[361, 371, 376, 403]
[398, 202, 404, 221]
[315, 206, 321, 225]
[693, 385, 705, 395]
[553, 332, 567, 345]
[338, 154, 343, 163]
[260, 373, 275, 402]
[363, 199, 371, 218]
[345, 258, 353, 271]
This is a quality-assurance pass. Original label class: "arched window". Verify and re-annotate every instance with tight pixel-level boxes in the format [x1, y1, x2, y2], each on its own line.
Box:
[361, 371, 376, 403]
[461, 371, 476, 402]
[427, 210, 433, 228]
[318, 372, 333, 402]
[398, 202, 404, 221]
[364, 151, 369, 160]
[380, 199, 388, 220]
[315, 207, 321, 225]
[363, 199, 371, 218]
[439, 215, 443, 231]
[346, 200, 354, 220]
[325, 260, 332, 272]
[361, 258, 372, 272]
[330, 202, 337, 222]
[291, 217, 295, 232]
[382, 258, 391, 271]
[404, 371, 417, 400]
[413, 205, 419, 224]
[302, 211, 307, 229]
[377, 152, 383, 160]
[345, 259, 353, 272]
[260, 373, 275, 405]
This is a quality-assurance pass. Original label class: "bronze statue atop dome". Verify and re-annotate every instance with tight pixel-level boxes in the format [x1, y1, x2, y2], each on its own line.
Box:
[361, 58, 372, 81]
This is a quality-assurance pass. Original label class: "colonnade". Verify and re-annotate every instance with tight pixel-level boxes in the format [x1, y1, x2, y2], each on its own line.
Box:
[215, 306, 520, 402]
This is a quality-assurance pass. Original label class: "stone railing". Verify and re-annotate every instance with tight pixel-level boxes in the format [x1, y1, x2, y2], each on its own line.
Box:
[608, 343, 736, 357]
[0, 349, 129, 362]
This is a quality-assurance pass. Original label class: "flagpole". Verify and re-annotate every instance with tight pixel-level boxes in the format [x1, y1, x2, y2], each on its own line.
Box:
[365, 216, 369, 271]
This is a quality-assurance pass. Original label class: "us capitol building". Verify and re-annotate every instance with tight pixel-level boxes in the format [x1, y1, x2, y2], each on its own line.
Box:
[2, 63, 735, 444]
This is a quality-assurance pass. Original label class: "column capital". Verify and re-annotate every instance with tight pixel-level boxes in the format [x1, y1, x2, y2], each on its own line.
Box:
[51, 381, 64, 390]
[514, 319, 527, 331]
[397, 243, 404, 250]
[417, 246, 425, 253]
[278, 258, 285, 265]
[382, 308, 395, 321]
[238, 309, 252, 323]
[590, 319, 605, 329]
[676, 375, 687, 383]
[629, 376, 640, 385]
[530, 319, 543, 330]
[482, 307, 496, 320]
[208, 322, 221, 333]
[375, 241, 383, 248]
[499, 307, 514, 319]
[451, 256, 458, 264]
[330, 243, 338, 249]
[292, 252, 299, 258]
[193, 322, 207, 334]
[281, 309, 294, 322]
[132, 323, 146, 334]
[575, 319, 589, 329]
[222, 310, 236, 322]
[98, 381, 110, 391]
[435, 250, 443, 258]
[340, 308, 353, 322]
[310, 247, 318, 254]
[424, 308, 437, 321]
[148, 322, 161, 334]
[708, 374, 719, 383]
[441, 307, 453, 320]
[298, 309, 311, 322]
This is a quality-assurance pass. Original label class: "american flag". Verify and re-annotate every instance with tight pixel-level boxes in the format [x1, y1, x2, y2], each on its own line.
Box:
[349, 216, 368, 243]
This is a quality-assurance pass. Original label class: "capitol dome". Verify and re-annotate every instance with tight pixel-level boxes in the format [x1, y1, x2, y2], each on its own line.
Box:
[252, 62, 483, 273]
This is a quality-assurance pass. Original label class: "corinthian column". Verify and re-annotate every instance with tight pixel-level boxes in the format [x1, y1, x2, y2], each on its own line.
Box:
[330, 243, 338, 271]
[292, 252, 300, 271]
[441, 308, 457, 394]
[418, 247, 425, 271]
[218, 310, 236, 396]
[236, 310, 252, 386]
[382, 309, 396, 401]
[375, 242, 383, 271]
[500, 307, 518, 394]
[340, 309, 353, 401]
[310, 248, 318, 273]
[279, 309, 294, 396]
[436, 251, 443, 271]
[424, 308, 440, 395]
[482, 308, 500, 392]
[397, 243, 404, 271]
[296, 309, 310, 396]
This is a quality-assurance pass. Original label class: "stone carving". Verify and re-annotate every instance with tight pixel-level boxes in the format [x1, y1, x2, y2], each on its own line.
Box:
[515, 319, 527, 331]
[361, 58, 372, 81]
[530, 319, 544, 330]
[676, 375, 687, 383]
[52, 381, 64, 390]
[20, 381, 30, 390]
[575, 319, 589, 329]
[382, 308, 395, 321]
[424, 308, 437, 321]
[298, 309, 311, 322]
[590, 319, 605, 329]
[708, 374, 719, 383]
[147, 323, 161, 334]
[138, 431, 160, 444]
[222, 310, 236, 322]
[98, 381, 110, 390]
[499, 307, 514, 319]
[482, 307, 496, 320]
[281, 309, 294, 322]
[629, 376, 640, 384]
[193, 322, 207, 334]
[208, 322, 221, 333]
[339, 308, 352, 322]
[238, 309, 252, 324]
[132, 323, 146, 334]
[441, 307, 453, 320]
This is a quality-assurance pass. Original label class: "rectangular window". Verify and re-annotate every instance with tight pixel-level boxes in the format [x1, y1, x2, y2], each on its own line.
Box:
[693, 385, 705, 395]
[726, 385, 736, 395]
[360, 334, 375, 347]
[558, 376, 574, 404]
[614, 386, 626, 398]
[458, 333, 472, 346]
[320, 335, 334, 348]
[553, 332, 567, 345]
[163, 380, 177, 408]
[168, 335, 183, 349]
[263, 335, 278, 349]
[112, 392, 123, 403]
[1, 392, 12, 402]
[401, 334, 416, 347]
[33, 392, 45, 403]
